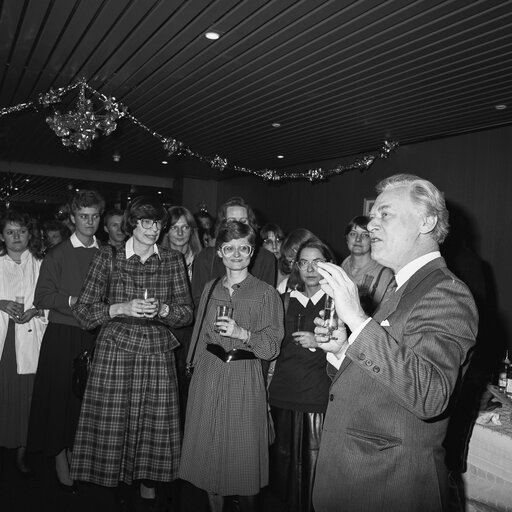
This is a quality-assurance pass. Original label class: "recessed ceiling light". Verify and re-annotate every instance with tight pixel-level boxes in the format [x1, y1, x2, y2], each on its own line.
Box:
[75, 188, 79, 192]
[205, 31, 220, 40]
[25, 178, 30, 182]
[157, 191, 162, 195]
[495, 104, 507, 110]
[161, 160, 168, 164]
[277, 155, 284, 159]
[272, 123, 281, 128]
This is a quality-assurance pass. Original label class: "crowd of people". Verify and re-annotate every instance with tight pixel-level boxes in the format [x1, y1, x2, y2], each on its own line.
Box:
[0, 174, 480, 512]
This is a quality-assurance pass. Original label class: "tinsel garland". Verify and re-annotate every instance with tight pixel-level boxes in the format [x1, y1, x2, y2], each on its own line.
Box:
[0, 78, 398, 182]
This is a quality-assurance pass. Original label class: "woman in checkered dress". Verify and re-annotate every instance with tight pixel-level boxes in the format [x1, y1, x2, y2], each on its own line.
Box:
[179, 221, 284, 512]
[70, 196, 193, 500]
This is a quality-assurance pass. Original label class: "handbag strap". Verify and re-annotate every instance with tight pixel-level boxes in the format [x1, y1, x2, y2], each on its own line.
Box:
[266, 291, 291, 389]
[186, 276, 222, 367]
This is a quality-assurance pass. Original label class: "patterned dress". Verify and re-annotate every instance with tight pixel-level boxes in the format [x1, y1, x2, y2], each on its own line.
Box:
[70, 243, 193, 486]
[179, 273, 284, 496]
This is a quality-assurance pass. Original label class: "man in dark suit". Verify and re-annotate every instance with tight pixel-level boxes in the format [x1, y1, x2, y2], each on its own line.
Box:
[313, 174, 478, 512]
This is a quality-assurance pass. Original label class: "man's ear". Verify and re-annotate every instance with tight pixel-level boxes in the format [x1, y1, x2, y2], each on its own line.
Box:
[420, 214, 438, 235]
[104, 225, 109, 234]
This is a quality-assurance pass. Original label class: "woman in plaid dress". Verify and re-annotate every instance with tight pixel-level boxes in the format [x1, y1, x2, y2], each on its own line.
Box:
[70, 196, 193, 501]
[179, 221, 284, 512]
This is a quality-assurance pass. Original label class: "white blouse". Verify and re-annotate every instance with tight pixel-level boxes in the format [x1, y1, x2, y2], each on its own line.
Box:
[0, 250, 48, 374]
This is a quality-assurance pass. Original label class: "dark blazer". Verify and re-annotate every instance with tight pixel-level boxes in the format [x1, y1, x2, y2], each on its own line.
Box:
[313, 257, 478, 512]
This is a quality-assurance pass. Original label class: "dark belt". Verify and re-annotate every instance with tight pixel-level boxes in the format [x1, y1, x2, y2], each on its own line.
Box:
[110, 317, 165, 327]
[206, 343, 256, 362]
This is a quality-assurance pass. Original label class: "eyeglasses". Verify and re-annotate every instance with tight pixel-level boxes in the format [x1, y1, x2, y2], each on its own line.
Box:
[220, 244, 254, 257]
[296, 259, 326, 271]
[170, 224, 191, 232]
[347, 231, 370, 240]
[139, 218, 162, 230]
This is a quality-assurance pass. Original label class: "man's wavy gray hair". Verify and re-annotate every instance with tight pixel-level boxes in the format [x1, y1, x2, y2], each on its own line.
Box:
[376, 174, 449, 243]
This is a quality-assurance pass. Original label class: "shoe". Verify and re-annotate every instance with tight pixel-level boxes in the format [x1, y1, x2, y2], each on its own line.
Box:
[15, 448, 34, 479]
[55, 474, 78, 494]
[57, 480, 78, 494]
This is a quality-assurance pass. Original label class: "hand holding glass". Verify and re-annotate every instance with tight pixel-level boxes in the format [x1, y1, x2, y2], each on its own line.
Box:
[215, 305, 234, 334]
[14, 296, 24, 319]
[318, 295, 337, 342]
[294, 313, 305, 332]
[142, 288, 158, 317]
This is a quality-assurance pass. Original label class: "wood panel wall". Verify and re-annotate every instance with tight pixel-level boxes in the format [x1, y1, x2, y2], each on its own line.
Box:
[182, 124, 512, 352]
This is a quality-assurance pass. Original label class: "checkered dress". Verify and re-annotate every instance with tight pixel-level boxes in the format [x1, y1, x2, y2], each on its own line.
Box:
[179, 274, 284, 496]
[70, 244, 193, 486]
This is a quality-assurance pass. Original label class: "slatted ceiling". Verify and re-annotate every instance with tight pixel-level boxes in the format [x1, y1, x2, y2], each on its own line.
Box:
[1, 1, 512, 189]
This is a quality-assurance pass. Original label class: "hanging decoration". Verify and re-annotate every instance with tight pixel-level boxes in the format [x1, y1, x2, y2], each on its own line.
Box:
[45, 81, 126, 150]
[0, 172, 34, 208]
[0, 79, 398, 182]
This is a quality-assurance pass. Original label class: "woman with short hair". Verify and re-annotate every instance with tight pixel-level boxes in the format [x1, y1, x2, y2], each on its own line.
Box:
[28, 189, 104, 489]
[341, 215, 394, 315]
[179, 220, 284, 512]
[0, 210, 46, 474]
[70, 196, 193, 503]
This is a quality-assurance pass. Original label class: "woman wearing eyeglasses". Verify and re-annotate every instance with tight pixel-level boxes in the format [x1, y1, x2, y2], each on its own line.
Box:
[69, 196, 193, 504]
[267, 238, 335, 512]
[179, 220, 284, 512]
[341, 215, 394, 315]
[161, 206, 202, 281]
[161, 206, 203, 425]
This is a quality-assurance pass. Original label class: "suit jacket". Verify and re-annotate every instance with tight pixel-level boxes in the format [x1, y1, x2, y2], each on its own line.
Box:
[313, 257, 478, 512]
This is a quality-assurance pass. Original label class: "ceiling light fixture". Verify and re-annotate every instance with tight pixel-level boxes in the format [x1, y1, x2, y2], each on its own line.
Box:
[277, 155, 284, 159]
[205, 31, 220, 40]
[495, 104, 507, 110]
[161, 160, 168, 164]
[272, 123, 281, 128]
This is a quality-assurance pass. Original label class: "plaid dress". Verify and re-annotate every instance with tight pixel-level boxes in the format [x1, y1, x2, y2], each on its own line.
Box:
[179, 274, 284, 495]
[70, 243, 193, 487]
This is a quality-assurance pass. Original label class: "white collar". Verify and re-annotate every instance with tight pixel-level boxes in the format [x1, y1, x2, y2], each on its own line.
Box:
[290, 288, 325, 307]
[395, 251, 441, 290]
[125, 236, 160, 260]
[70, 232, 99, 249]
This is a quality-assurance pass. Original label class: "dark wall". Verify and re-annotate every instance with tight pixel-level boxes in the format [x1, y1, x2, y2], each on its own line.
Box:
[200, 124, 511, 352]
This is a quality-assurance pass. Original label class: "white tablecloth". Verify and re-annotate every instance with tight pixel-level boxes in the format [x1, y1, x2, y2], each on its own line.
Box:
[463, 403, 512, 511]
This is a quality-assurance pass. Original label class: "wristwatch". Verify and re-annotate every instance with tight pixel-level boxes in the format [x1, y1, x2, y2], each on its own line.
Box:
[158, 303, 170, 318]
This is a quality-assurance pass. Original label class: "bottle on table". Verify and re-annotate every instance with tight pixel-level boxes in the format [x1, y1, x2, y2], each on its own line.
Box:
[498, 350, 510, 393]
[507, 353, 512, 398]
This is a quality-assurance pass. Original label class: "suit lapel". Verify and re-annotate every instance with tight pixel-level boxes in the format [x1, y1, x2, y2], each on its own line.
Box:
[330, 257, 447, 385]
